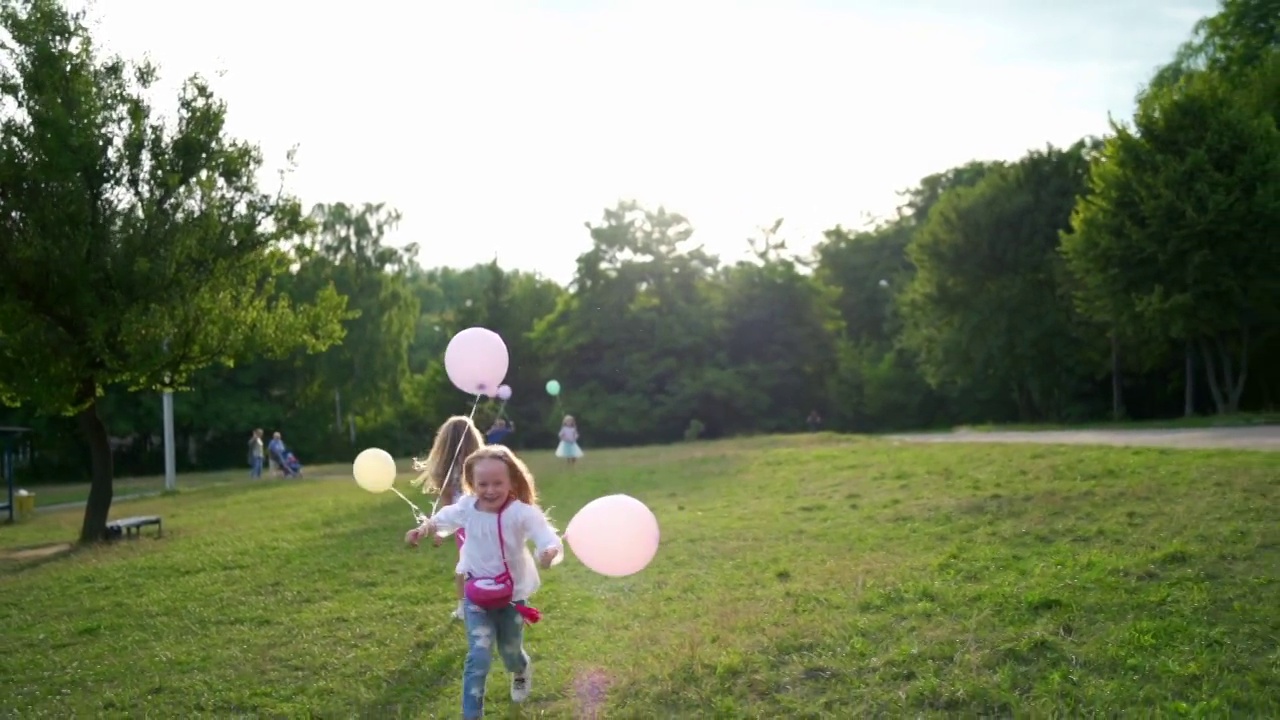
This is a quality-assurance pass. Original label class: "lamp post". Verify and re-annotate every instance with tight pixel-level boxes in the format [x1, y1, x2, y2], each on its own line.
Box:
[162, 340, 176, 492]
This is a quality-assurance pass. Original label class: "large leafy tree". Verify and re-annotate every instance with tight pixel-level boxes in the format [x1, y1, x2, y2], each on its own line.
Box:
[1062, 64, 1280, 415]
[900, 142, 1102, 422]
[815, 222, 912, 347]
[532, 201, 721, 444]
[815, 224, 939, 432]
[1149, 0, 1280, 92]
[813, 164, 1000, 432]
[714, 220, 842, 434]
[285, 202, 418, 446]
[1126, 0, 1280, 417]
[0, 0, 347, 542]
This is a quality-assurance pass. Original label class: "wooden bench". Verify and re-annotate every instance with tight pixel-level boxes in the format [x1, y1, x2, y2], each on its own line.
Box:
[106, 515, 162, 540]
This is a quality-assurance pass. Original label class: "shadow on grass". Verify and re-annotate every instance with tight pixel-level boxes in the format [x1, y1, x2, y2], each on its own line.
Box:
[353, 621, 464, 717]
[176, 476, 322, 504]
[297, 503, 496, 717]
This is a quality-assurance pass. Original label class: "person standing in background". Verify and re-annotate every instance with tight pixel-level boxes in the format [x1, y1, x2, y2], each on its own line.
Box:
[248, 429, 265, 478]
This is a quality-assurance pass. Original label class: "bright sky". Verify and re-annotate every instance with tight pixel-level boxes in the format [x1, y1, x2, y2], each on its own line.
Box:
[80, 0, 1216, 284]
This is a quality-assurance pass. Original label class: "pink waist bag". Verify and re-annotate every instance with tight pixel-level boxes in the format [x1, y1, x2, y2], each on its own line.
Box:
[462, 500, 542, 624]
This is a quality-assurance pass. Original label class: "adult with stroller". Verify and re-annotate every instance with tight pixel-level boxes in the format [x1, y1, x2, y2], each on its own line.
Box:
[268, 431, 301, 478]
[485, 417, 515, 445]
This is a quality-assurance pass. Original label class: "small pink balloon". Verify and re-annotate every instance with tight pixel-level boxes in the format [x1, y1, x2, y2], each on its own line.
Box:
[444, 327, 509, 396]
[564, 494, 659, 577]
[497, 384, 512, 401]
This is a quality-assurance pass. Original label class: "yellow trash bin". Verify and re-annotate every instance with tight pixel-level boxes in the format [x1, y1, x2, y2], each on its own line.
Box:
[14, 490, 35, 520]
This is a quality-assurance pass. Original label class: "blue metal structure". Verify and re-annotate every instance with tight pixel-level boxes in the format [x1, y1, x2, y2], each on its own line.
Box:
[0, 426, 30, 522]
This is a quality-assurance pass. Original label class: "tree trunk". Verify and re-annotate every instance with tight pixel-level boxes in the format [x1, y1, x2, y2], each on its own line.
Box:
[1183, 341, 1195, 417]
[1198, 338, 1228, 415]
[76, 383, 114, 544]
[1110, 333, 1124, 421]
[1198, 332, 1250, 415]
[1225, 327, 1249, 414]
[1013, 383, 1033, 423]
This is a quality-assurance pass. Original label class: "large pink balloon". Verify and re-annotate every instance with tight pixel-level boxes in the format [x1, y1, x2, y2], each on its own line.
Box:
[444, 327, 509, 396]
[564, 494, 659, 577]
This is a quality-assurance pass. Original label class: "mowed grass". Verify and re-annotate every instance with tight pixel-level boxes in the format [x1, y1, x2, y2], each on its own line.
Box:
[1, 434, 1278, 718]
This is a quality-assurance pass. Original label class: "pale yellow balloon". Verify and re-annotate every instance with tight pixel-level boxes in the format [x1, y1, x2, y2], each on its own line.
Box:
[353, 448, 397, 493]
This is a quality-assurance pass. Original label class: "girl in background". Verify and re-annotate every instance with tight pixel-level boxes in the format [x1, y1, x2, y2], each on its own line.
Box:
[411, 415, 486, 619]
[555, 415, 583, 466]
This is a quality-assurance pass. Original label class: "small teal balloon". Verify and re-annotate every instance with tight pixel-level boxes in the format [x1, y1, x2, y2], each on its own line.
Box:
[545, 379, 561, 397]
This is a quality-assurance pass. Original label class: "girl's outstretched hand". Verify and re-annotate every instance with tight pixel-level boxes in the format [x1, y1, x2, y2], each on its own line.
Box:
[405, 522, 435, 547]
[538, 547, 559, 568]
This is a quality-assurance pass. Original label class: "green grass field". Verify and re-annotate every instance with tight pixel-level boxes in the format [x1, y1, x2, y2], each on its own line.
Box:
[2, 434, 1278, 717]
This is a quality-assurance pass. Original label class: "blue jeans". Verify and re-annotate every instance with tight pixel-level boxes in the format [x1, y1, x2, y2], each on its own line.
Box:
[462, 601, 529, 718]
[250, 456, 263, 478]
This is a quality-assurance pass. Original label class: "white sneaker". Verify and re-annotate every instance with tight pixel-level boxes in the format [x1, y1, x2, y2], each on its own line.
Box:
[511, 660, 532, 703]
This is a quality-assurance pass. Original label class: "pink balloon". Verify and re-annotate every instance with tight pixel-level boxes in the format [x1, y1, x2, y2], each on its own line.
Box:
[564, 494, 659, 577]
[444, 327, 509, 396]
[497, 384, 513, 401]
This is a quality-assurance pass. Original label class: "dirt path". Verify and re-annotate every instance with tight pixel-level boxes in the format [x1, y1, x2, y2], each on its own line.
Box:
[0, 542, 74, 562]
[890, 425, 1280, 452]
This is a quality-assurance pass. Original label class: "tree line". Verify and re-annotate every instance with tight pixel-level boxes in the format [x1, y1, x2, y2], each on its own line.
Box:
[0, 0, 1277, 541]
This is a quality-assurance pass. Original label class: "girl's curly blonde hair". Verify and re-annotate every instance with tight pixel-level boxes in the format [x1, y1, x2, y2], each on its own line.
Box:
[462, 444, 542, 508]
[410, 416, 485, 496]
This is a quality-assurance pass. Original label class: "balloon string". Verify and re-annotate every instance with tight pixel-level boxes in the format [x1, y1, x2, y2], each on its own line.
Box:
[389, 487, 427, 524]
[427, 394, 483, 520]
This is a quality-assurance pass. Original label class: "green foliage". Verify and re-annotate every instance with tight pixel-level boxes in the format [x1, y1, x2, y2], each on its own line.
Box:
[900, 142, 1102, 422]
[683, 418, 704, 441]
[531, 201, 723, 444]
[293, 202, 417, 412]
[1063, 65, 1280, 413]
[1148, 0, 1280, 92]
[814, 223, 911, 346]
[714, 220, 844, 433]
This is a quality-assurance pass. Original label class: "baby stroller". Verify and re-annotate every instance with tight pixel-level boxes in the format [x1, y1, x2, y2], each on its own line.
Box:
[270, 445, 302, 478]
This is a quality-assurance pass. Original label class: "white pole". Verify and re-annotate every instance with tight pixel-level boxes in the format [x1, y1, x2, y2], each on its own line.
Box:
[162, 388, 176, 491]
[161, 335, 176, 493]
